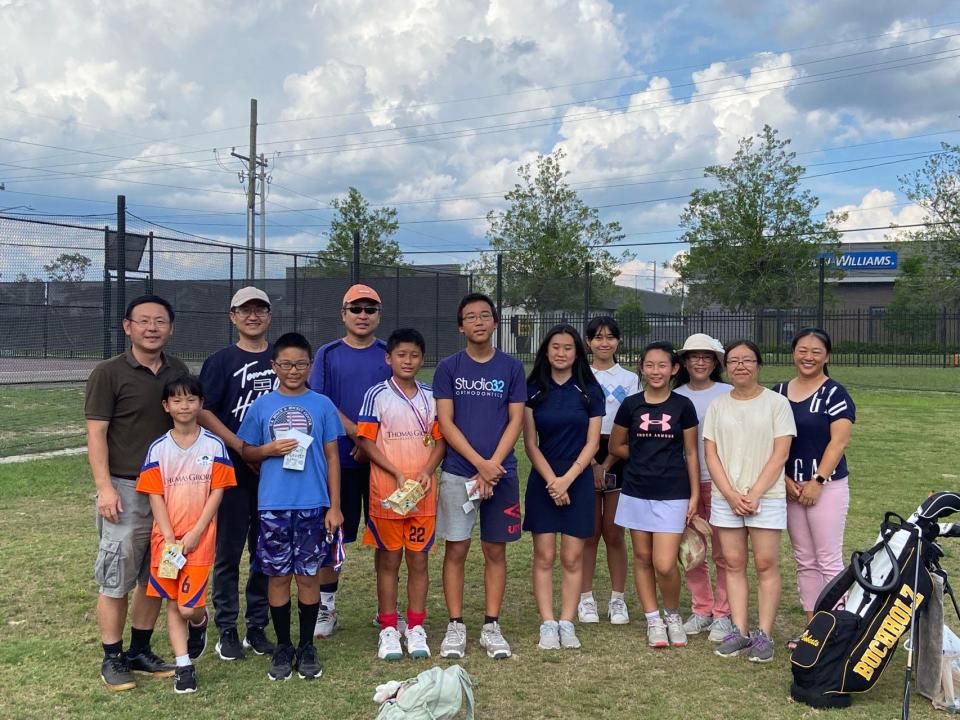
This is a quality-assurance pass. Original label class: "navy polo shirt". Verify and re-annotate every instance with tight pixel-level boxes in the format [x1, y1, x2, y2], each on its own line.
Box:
[527, 378, 605, 461]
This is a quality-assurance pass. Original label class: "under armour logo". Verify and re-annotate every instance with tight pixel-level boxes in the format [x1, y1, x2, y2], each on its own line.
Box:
[638, 413, 672, 431]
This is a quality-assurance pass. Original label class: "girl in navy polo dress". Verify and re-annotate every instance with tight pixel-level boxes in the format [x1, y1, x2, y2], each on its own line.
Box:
[522, 324, 604, 652]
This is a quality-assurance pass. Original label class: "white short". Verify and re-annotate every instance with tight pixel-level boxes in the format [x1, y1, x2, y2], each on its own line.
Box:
[614, 495, 687, 534]
[709, 494, 786, 530]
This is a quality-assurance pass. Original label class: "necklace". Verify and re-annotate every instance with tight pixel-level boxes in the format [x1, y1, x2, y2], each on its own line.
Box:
[388, 377, 433, 446]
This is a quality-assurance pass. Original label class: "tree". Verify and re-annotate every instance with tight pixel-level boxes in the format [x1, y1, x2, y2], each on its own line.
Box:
[891, 143, 960, 309]
[671, 125, 845, 312]
[470, 149, 626, 312]
[884, 253, 938, 342]
[305, 187, 402, 277]
[614, 297, 650, 341]
[44, 252, 91, 282]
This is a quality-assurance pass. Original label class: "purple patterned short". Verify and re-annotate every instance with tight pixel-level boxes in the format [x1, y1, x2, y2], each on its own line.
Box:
[256, 508, 333, 576]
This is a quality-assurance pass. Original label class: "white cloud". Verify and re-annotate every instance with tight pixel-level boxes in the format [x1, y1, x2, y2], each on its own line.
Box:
[831, 188, 927, 244]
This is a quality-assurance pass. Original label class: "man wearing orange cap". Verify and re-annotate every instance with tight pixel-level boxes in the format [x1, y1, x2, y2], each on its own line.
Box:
[308, 284, 391, 637]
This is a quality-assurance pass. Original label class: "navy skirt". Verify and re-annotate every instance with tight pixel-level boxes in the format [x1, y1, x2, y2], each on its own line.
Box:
[522, 456, 595, 538]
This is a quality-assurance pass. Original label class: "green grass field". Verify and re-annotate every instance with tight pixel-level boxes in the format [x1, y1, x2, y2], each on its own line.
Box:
[1, 378, 959, 718]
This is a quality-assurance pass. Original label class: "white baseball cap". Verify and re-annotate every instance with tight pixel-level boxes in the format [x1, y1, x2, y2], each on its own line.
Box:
[230, 286, 271, 309]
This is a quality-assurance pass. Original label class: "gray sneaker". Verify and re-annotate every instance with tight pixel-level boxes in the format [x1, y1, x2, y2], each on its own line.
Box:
[683, 613, 713, 635]
[749, 629, 774, 663]
[559, 621, 581, 649]
[607, 597, 630, 625]
[479, 621, 512, 659]
[708, 616, 734, 643]
[439, 621, 467, 659]
[665, 613, 687, 647]
[647, 618, 669, 648]
[538, 620, 560, 650]
[715, 626, 752, 658]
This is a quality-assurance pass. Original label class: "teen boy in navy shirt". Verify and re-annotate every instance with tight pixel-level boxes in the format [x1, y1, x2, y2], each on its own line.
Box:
[433, 293, 526, 660]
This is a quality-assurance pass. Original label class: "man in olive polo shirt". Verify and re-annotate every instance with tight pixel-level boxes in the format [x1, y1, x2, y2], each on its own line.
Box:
[86, 294, 188, 691]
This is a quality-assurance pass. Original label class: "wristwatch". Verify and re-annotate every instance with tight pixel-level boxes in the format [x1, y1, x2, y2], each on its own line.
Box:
[813, 474, 827, 485]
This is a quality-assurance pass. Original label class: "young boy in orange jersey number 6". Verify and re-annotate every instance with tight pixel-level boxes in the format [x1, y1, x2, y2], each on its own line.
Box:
[136, 375, 237, 694]
[356, 329, 445, 660]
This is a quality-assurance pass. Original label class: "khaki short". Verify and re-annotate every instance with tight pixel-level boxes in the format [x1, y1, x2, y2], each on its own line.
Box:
[94, 477, 152, 598]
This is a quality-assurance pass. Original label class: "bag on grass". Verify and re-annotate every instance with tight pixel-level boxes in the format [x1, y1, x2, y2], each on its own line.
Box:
[375, 664, 474, 720]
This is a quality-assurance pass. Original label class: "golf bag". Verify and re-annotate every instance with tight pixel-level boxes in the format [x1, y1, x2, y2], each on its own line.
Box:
[790, 491, 960, 709]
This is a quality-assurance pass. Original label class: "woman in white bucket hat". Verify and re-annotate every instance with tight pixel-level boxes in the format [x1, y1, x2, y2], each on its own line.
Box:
[673, 334, 733, 643]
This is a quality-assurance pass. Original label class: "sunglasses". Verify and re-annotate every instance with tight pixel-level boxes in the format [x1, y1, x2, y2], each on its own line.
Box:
[344, 305, 380, 315]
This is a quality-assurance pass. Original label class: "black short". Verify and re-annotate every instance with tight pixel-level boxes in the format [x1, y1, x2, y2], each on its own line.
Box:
[340, 465, 370, 543]
[594, 437, 625, 492]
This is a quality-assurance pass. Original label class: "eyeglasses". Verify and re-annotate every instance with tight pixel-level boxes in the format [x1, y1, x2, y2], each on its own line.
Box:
[233, 307, 270, 318]
[726, 358, 758, 367]
[344, 305, 380, 315]
[461, 312, 494, 324]
[686, 352, 715, 363]
[273, 360, 311, 371]
[128, 318, 170, 328]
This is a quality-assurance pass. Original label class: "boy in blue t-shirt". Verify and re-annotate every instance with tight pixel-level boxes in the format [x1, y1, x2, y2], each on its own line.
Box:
[432, 293, 527, 661]
[238, 333, 343, 681]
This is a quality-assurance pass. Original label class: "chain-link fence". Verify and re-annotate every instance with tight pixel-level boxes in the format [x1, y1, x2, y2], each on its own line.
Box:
[0, 213, 470, 384]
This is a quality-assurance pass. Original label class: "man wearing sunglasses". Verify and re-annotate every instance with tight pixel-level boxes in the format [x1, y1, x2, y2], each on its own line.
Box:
[308, 284, 391, 637]
[198, 287, 278, 661]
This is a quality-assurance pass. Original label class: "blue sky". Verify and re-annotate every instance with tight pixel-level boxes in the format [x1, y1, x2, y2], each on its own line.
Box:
[1, 0, 958, 289]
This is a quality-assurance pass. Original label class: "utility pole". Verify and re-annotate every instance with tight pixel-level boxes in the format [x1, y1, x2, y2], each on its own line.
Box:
[229, 99, 269, 281]
[259, 153, 267, 280]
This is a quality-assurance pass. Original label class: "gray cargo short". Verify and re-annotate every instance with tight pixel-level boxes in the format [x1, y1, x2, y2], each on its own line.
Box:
[94, 476, 152, 598]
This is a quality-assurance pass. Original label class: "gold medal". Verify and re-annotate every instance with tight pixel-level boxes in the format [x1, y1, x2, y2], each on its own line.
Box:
[423, 434, 433, 447]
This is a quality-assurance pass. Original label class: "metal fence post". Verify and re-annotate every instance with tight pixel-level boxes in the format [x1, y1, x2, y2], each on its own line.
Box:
[395, 264, 401, 328]
[42, 281, 49, 359]
[102, 226, 111, 359]
[352, 229, 361, 285]
[294, 255, 300, 334]
[496, 253, 503, 350]
[857, 308, 862, 367]
[115, 195, 126, 354]
[228, 247, 235, 345]
[583, 262, 591, 331]
[942, 307, 948, 368]
[147, 231, 154, 294]
[435, 272, 440, 365]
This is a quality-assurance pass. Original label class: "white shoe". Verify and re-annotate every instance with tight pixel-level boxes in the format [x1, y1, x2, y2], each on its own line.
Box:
[439, 621, 467, 659]
[683, 613, 714, 635]
[559, 621, 581, 649]
[665, 613, 688, 647]
[479, 621, 512, 659]
[708, 616, 734, 643]
[372, 609, 407, 635]
[608, 597, 630, 625]
[314, 606, 337, 638]
[577, 597, 600, 623]
[647, 618, 668, 648]
[405, 625, 431, 659]
[378, 627, 403, 661]
[538, 620, 560, 650]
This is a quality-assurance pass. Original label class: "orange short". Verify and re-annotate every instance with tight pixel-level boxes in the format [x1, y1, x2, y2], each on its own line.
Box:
[147, 565, 211, 608]
[363, 515, 436, 553]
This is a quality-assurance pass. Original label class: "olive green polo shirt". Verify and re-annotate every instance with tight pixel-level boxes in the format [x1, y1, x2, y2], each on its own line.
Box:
[84, 349, 189, 478]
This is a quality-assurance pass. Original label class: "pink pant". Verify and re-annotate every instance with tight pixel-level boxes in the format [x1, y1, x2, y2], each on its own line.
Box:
[685, 481, 729, 618]
[787, 478, 850, 612]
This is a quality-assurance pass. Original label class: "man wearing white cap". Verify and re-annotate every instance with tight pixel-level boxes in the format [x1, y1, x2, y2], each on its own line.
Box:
[199, 286, 278, 660]
[308, 284, 392, 636]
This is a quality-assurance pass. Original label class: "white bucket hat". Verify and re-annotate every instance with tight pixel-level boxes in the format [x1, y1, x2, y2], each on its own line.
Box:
[678, 333, 725, 365]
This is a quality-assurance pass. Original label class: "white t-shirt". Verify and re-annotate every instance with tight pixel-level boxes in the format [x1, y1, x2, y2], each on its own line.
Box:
[674, 382, 733, 481]
[591, 363, 640, 435]
[702, 388, 796, 499]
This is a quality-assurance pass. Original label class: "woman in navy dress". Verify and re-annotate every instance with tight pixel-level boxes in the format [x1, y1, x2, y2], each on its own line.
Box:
[523, 324, 604, 651]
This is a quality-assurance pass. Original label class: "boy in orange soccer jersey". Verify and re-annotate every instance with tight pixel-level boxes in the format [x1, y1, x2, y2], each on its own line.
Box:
[356, 329, 445, 660]
[137, 375, 236, 694]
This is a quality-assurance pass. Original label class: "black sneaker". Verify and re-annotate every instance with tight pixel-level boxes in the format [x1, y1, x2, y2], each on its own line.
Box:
[126, 648, 175, 678]
[173, 664, 197, 694]
[296, 643, 323, 680]
[268, 644, 295, 681]
[243, 626, 276, 656]
[101, 653, 137, 692]
[187, 612, 208, 660]
[215, 627, 244, 661]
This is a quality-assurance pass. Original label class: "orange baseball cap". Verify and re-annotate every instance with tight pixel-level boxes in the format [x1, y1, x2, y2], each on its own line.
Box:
[342, 284, 382, 305]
